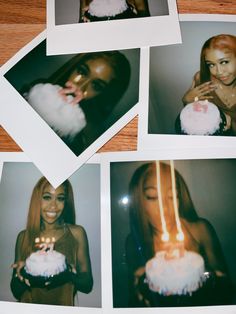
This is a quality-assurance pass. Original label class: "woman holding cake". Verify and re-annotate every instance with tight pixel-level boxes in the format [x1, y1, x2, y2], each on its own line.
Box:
[126, 162, 233, 307]
[79, 0, 150, 22]
[182, 34, 236, 135]
[24, 50, 131, 156]
[10, 177, 93, 306]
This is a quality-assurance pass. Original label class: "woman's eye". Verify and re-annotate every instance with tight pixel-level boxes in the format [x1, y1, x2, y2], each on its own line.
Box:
[144, 194, 158, 200]
[57, 196, 65, 202]
[221, 60, 229, 65]
[76, 65, 88, 77]
[206, 63, 214, 68]
[91, 80, 106, 93]
[42, 195, 51, 201]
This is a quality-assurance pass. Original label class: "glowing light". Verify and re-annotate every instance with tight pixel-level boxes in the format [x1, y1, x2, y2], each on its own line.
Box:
[156, 161, 169, 239]
[161, 232, 170, 242]
[170, 160, 184, 242]
[121, 195, 129, 206]
[73, 74, 82, 83]
[176, 232, 184, 242]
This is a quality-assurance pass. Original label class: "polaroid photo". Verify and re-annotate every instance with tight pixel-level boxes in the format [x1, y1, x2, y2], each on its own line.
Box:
[101, 150, 236, 313]
[46, 0, 182, 55]
[0, 152, 102, 314]
[0, 31, 142, 187]
[138, 14, 236, 152]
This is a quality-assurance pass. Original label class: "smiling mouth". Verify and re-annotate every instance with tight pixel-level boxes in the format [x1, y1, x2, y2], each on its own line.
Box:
[45, 211, 57, 218]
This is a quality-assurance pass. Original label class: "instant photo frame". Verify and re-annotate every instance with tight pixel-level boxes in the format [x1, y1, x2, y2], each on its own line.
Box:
[46, 0, 182, 55]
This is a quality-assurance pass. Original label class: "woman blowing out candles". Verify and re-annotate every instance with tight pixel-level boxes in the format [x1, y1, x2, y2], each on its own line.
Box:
[24, 51, 131, 156]
[11, 177, 93, 306]
[182, 34, 236, 134]
[79, 0, 150, 22]
[125, 162, 233, 307]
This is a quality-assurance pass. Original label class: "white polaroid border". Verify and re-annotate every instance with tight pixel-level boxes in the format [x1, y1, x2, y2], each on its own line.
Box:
[138, 14, 236, 153]
[100, 149, 236, 314]
[0, 31, 144, 188]
[46, 0, 182, 55]
[0, 152, 102, 314]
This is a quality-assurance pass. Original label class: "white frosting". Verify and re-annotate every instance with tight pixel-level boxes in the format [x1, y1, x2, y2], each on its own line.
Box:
[88, 0, 128, 17]
[25, 250, 66, 277]
[26, 83, 87, 139]
[180, 100, 221, 135]
[145, 250, 205, 296]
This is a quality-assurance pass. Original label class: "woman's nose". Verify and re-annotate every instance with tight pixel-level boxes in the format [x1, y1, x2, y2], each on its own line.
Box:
[50, 198, 57, 208]
[216, 64, 223, 75]
[77, 77, 90, 92]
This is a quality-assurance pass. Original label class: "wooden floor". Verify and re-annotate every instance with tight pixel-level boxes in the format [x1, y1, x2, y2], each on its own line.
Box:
[0, 0, 235, 152]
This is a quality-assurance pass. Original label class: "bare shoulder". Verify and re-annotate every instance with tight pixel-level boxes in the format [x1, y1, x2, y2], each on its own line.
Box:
[188, 218, 216, 241]
[67, 224, 88, 241]
[183, 218, 215, 241]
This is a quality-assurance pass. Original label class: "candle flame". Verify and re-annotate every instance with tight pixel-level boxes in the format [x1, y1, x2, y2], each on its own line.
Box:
[161, 232, 170, 242]
[176, 232, 184, 242]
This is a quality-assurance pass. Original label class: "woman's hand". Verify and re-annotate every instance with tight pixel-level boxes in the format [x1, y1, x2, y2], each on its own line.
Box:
[133, 266, 151, 306]
[58, 81, 85, 106]
[11, 261, 30, 287]
[182, 81, 217, 105]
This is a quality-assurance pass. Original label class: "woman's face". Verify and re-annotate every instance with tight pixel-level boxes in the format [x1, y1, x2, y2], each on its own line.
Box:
[205, 48, 236, 85]
[40, 183, 65, 225]
[68, 57, 115, 100]
[142, 165, 177, 232]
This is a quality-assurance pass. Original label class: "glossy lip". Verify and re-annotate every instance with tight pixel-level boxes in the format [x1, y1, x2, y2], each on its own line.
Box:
[217, 75, 232, 83]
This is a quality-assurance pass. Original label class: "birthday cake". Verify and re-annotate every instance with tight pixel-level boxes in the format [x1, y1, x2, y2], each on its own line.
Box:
[179, 100, 222, 135]
[88, 0, 128, 17]
[145, 250, 205, 296]
[25, 250, 67, 278]
[26, 83, 87, 139]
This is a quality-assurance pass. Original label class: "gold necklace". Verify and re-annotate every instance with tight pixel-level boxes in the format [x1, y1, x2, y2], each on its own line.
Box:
[216, 82, 236, 109]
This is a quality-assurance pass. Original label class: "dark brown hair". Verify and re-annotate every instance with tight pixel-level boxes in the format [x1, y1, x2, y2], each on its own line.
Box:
[128, 162, 198, 260]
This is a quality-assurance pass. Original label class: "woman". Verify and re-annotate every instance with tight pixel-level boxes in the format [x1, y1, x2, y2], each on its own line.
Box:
[182, 34, 236, 134]
[25, 51, 131, 155]
[126, 162, 233, 307]
[79, 0, 150, 22]
[11, 177, 93, 306]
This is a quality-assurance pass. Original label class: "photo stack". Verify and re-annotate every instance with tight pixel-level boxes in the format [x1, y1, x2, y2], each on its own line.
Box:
[0, 1, 236, 314]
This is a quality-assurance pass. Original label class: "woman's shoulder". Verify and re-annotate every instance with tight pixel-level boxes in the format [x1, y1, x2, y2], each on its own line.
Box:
[67, 224, 88, 240]
[185, 217, 216, 240]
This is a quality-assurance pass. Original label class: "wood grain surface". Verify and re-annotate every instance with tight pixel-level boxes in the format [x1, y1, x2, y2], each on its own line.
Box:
[0, 0, 235, 153]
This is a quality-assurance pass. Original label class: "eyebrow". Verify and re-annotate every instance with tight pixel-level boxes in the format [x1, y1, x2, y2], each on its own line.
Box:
[205, 57, 230, 63]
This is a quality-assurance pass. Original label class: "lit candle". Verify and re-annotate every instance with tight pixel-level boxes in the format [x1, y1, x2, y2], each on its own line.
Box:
[170, 160, 184, 243]
[155, 161, 169, 242]
[48, 237, 55, 252]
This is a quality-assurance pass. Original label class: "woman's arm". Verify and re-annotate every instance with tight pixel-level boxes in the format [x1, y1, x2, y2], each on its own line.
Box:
[10, 230, 30, 300]
[197, 218, 233, 304]
[69, 225, 93, 293]
[132, 0, 150, 17]
[79, 0, 92, 22]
